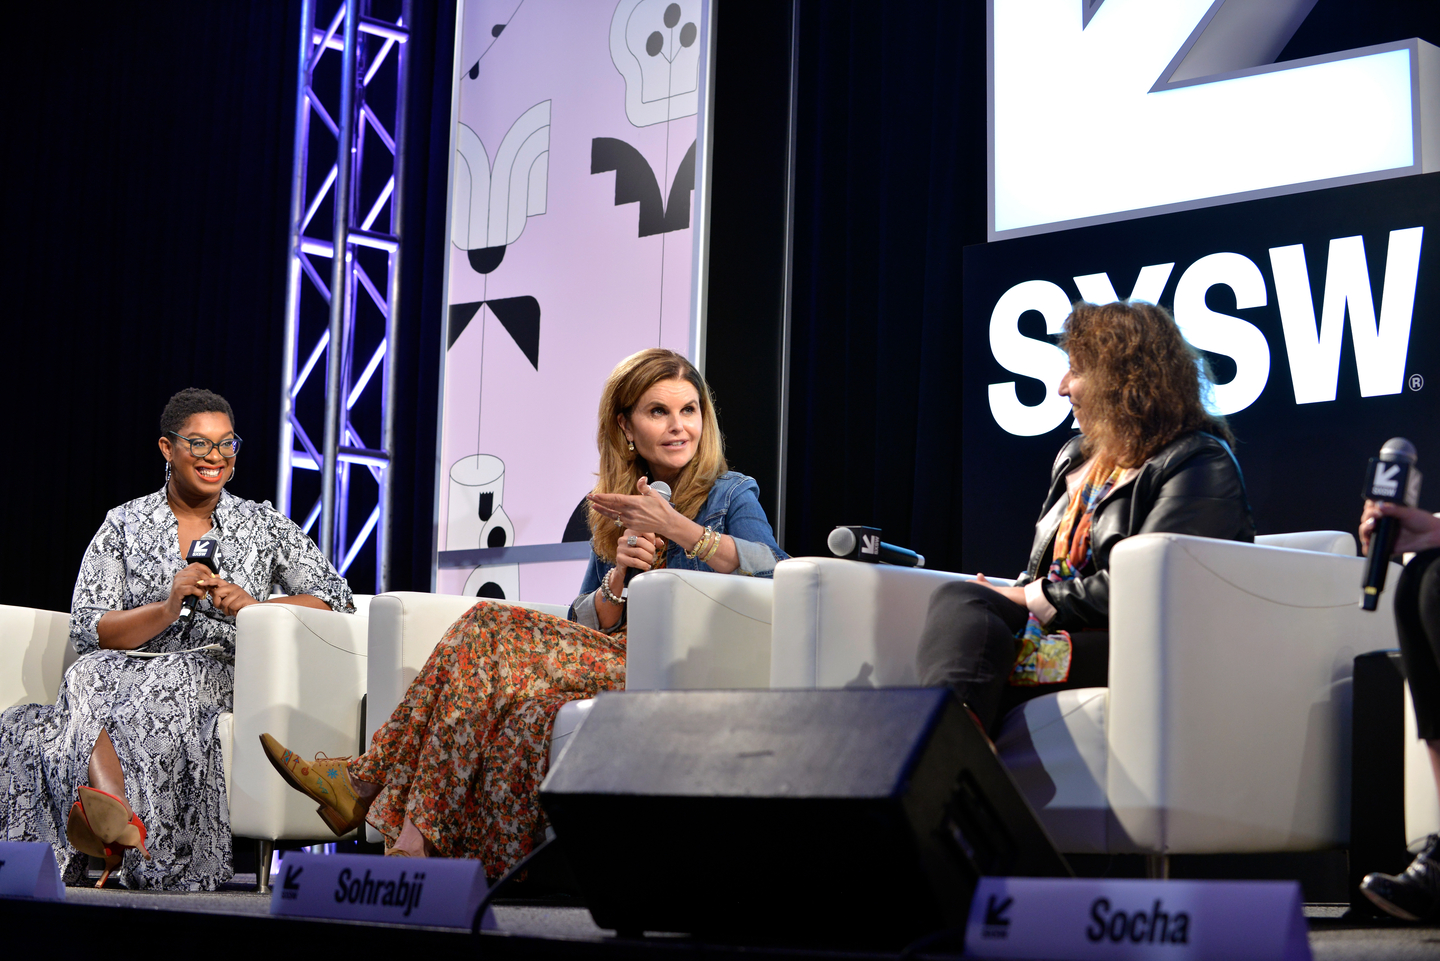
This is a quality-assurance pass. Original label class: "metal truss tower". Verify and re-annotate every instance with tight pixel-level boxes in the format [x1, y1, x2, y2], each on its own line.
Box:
[277, 0, 411, 592]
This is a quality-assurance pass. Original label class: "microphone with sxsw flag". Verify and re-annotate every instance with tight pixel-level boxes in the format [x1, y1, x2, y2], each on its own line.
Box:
[1360, 438, 1421, 611]
[179, 538, 220, 639]
[828, 526, 925, 568]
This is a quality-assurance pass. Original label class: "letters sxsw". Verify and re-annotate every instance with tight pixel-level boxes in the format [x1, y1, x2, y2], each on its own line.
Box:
[988, 227, 1424, 436]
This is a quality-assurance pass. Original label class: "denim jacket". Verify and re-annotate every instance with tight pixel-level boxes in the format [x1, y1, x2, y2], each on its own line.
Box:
[572, 471, 787, 632]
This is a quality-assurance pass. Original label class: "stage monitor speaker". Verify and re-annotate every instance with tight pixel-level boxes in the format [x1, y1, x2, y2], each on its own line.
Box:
[539, 687, 1071, 945]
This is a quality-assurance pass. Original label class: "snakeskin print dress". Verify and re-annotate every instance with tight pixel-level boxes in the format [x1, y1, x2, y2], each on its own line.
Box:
[0, 488, 352, 890]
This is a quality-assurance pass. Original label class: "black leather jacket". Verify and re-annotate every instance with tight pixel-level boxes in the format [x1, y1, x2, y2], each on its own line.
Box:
[1015, 431, 1254, 630]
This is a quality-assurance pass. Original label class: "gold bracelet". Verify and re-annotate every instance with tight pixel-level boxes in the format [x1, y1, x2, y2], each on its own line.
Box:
[685, 526, 714, 559]
[699, 530, 722, 563]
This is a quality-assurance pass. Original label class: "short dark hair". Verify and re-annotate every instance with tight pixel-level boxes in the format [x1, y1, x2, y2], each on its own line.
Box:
[160, 388, 236, 437]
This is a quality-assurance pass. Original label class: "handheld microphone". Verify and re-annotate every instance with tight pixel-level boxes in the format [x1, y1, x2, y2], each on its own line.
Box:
[179, 538, 220, 637]
[1360, 438, 1421, 611]
[623, 481, 673, 593]
[828, 526, 925, 568]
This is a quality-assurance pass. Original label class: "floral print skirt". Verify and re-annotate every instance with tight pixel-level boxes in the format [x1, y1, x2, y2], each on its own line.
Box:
[349, 603, 625, 880]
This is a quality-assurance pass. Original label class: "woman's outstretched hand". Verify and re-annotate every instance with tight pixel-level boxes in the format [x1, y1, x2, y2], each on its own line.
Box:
[587, 477, 680, 540]
[1360, 500, 1440, 556]
[972, 572, 1028, 607]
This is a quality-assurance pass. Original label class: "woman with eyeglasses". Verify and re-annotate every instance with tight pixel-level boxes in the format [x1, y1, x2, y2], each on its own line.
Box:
[0, 388, 352, 889]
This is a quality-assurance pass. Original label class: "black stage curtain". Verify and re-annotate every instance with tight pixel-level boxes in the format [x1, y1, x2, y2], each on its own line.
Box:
[1, 2, 454, 611]
[782, 0, 986, 571]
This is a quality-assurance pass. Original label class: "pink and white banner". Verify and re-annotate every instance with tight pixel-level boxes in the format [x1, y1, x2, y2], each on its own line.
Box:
[435, 0, 712, 603]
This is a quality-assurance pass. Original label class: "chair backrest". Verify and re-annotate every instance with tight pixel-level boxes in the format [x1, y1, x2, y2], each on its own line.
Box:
[364, 592, 569, 746]
[0, 605, 76, 710]
[1255, 530, 1355, 555]
[769, 558, 968, 688]
[626, 569, 774, 690]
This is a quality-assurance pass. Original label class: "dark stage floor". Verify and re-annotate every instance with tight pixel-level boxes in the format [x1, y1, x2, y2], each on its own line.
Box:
[0, 874, 1437, 959]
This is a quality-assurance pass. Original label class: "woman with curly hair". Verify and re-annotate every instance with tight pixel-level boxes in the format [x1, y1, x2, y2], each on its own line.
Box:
[917, 301, 1255, 731]
[262, 348, 786, 876]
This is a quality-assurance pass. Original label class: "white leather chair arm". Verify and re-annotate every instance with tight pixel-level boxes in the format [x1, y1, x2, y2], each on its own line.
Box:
[0, 604, 74, 710]
[229, 604, 369, 840]
[625, 570, 774, 690]
[1106, 533, 1399, 853]
[769, 558, 1007, 688]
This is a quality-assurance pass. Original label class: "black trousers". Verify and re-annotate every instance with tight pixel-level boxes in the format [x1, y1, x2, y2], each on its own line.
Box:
[1396, 547, 1440, 740]
[916, 579, 1109, 733]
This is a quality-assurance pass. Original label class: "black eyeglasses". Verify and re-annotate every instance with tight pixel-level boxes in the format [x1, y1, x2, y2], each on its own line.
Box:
[167, 431, 242, 458]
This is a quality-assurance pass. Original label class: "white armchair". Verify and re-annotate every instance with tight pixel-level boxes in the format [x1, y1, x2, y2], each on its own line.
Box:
[0, 599, 372, 892]
[767, 532, 1401, 862]
[229, 600, 371, 888]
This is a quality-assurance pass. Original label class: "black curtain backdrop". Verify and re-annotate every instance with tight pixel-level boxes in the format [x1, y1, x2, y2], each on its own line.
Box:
[9, 0, 1440, 614]
[1, 2, 454, 612]
[783, 0, 985, 571]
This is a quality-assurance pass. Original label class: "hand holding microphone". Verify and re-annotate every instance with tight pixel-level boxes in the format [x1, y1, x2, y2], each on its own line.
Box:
[176, 538, 220, 638]
[588, 479, 675, 599]
[1360, 438, 1423, 611]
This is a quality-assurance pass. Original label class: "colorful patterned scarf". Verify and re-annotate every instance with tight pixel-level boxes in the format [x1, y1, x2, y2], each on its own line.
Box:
[1009, 459, 1124, 686]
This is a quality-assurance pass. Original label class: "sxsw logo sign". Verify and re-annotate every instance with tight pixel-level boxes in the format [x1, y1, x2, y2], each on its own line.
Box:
[984, 0, 1437, 437]
[989, 0, 1440, 240]
[987, 227, 1424, 436]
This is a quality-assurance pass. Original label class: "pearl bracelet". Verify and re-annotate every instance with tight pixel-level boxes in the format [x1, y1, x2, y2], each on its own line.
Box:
[598, 568, 625, 606]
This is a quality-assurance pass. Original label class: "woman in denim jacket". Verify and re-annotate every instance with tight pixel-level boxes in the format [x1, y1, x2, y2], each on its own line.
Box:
[261, 349, 784, 874]
[578, 350, 786, 631]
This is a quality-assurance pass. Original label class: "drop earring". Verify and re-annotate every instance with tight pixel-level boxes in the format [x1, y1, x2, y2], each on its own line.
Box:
[627, 438, 635, 452]
[164, 461, 172, 488]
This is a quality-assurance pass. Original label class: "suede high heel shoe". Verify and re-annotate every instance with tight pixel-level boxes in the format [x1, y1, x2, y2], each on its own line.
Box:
[68, 788, 150, 886]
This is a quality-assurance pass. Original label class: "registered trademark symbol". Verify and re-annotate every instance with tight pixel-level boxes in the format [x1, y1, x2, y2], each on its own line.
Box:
[1410, 374, 1424, 391]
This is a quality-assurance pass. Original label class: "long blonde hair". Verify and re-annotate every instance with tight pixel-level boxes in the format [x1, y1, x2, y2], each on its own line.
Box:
[588, 349, 728, 561]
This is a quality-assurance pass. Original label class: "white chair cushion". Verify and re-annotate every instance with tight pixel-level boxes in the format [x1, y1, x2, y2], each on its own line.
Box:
[0, 604, 74, 710]
[995, 688, 1111, 854]
[626, 569, 774, 690]
[769, 558, 971, 688]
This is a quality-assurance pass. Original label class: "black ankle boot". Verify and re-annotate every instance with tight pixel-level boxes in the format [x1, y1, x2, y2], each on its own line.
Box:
[1361, 834, 1440, 921]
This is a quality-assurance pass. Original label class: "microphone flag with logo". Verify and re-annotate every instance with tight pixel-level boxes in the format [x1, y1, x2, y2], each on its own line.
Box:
[827, 526, 925, 568]
[180, 538, 220, 639]
[1361, 438, 1421, 611]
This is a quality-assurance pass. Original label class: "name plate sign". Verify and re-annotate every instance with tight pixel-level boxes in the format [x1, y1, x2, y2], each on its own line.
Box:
[0, 842, 65, 902]
[963, 877, 1309, 960]
[269, 851, 495, 930]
